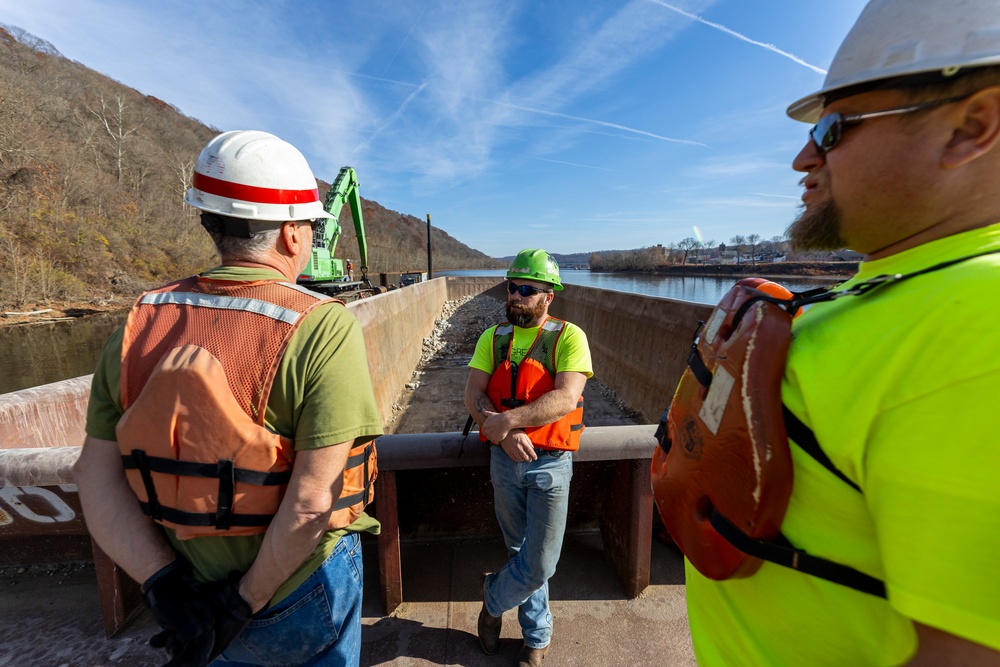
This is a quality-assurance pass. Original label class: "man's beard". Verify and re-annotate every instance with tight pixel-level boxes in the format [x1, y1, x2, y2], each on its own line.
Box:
[785, 197, 848, 252]
[506, 298, 547, 328]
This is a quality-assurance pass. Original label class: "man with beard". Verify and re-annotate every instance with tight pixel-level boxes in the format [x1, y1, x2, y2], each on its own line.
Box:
[676, 0, 1000, 664]
[465, 249, 592, 667]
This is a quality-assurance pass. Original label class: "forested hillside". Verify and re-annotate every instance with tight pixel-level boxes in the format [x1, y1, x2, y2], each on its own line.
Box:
[0, 25, 500, 308]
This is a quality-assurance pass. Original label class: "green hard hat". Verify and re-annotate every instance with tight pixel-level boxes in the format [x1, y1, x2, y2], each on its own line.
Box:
[506, 248, 562, 290]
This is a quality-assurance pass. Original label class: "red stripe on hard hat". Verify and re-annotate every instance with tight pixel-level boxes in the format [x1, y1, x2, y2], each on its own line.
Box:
[193, 173, 319, 205]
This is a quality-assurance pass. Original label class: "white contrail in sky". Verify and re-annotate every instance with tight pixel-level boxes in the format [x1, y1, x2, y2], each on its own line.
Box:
[750, 192, 800, 200]
[497, 100, 709, 147]
[648, 0, 827, 75]
[533, 157, 613, 171]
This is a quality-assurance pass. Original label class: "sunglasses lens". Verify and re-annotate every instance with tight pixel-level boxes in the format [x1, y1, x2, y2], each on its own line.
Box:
[507, 282, 542, 296]
[811, 113, 842, 152]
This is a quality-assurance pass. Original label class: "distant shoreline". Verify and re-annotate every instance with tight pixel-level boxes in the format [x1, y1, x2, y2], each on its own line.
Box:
[604, 261, 857, 281]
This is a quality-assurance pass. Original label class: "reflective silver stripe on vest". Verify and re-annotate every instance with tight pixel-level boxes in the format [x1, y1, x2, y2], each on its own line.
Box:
[139, 292, 301, 325]
[496, 323, 513, 336]
[278, 281, 329, 301]
[541, 319, 564, 332]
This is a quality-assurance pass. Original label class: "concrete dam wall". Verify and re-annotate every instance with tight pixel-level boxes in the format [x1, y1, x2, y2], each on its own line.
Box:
[0, 276, 713, 557]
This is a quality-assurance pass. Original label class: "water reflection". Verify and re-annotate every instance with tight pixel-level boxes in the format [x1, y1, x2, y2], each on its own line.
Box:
[439, 269, 842, 304]
[0, 311, 127, 395]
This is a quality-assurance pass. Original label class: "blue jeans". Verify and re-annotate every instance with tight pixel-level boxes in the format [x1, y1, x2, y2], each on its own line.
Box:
[212, 531, 364, 667]
[484, 447, 573, 649]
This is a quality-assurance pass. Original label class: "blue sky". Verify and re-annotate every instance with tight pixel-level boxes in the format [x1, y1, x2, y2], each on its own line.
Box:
[0, 1, 868, 258]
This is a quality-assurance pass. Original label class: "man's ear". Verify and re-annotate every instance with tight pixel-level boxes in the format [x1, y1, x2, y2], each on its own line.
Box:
[279, 221, 306, 257]
[943, 87, 1000, 169]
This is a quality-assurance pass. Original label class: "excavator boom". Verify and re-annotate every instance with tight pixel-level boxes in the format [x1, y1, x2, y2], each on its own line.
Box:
[297, 166, 376, 300]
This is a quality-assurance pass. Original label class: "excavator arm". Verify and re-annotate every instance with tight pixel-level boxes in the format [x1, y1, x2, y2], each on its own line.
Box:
[297, 166, 374, 298]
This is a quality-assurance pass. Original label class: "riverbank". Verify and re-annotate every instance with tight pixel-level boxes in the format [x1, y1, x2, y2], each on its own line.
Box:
[0, 298, 132, 329]
[643, 261, 856, 280]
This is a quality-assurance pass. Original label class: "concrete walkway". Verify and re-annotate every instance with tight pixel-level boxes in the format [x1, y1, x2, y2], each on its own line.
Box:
[0, 534, 694, 666]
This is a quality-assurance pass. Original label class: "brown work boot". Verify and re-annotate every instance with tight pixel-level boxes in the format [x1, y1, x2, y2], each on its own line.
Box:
[478, 572, 502, 654]
[517, 642, 550, 666]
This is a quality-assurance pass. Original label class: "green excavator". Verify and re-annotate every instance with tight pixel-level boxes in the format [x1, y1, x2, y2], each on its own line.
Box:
[297, 166, 381, 301]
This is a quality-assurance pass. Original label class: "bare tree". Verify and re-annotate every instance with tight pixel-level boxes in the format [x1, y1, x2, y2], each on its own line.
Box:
[171, 155, 196, 216]
[86, 93, 143, 185]
[730, 235, 746, 266]
[747, 233, 761, 267]
[702, 239, 717, 263]
[675, 237, 699, 265]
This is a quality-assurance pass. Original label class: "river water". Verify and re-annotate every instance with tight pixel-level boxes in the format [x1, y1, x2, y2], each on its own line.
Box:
[438, 269, 839, 303]
[0, 271, 842, 395]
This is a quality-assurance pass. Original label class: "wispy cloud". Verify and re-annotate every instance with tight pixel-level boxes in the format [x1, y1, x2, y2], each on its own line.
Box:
[749, 192, 800, 200]
[647, 0, 827, 75]
[533, 157, 613, 171]
[497, 101, 708, 147]
[695, 158, 790, 177]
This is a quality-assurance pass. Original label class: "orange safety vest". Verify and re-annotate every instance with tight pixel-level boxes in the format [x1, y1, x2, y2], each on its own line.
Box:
[116, 275, 377, 540]
[482, 317, 584, 451]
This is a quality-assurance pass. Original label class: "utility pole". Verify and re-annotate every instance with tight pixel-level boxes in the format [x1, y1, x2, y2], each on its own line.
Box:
[426, 214, 433, 280]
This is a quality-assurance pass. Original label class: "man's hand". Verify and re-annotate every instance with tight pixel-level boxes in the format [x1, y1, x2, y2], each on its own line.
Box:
[481, 409, 512, 444]
[142, 561, 216, 667]
[207, 573, 254, 661]
[500, 429, 537, 462]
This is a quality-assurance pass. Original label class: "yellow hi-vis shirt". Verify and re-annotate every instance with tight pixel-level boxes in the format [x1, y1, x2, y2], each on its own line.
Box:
[686, 223, 1000, 666]
[469, 320, 593, 377]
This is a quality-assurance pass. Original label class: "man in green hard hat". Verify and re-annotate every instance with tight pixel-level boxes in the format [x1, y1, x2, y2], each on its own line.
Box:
[465, 249, 593, 667]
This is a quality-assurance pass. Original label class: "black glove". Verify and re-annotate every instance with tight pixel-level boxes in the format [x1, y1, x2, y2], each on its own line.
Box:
[207, 571, 254, 661]
[141, 560, 216, 667]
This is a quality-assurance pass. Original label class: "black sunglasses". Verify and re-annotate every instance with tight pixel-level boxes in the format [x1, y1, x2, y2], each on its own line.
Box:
[507, 281, 551, 297]
[809, 94, 971, 154]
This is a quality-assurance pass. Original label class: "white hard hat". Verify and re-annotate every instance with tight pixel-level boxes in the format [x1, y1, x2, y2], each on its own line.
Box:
[787, 0, 1000, 123]
[185, 130, 333, 221]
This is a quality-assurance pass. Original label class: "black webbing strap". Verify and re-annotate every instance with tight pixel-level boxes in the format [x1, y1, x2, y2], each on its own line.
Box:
[335, 441, 376, 510]
[216, 459, 235, 529]
[685, 322, 713, 389]
[129, 449, 163, 521]
[463, 415, 475, 436]
[121, 454, 292, 486]
[137, 502, 274, 527]
[782, 405, 861, 492]
[710, 508, 887, 598]
[345, 444, 372, 470]
[570, 423, 583, 432]
[123, 451, 292, 529]
[501, 362, 526, 408]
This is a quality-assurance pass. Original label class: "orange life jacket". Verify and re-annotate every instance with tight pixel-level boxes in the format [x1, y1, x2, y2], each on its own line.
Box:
[651, 277, 888, 597]
[482, 317, 584, 451]
[650, 278, 795, 579]
[116, 275, 377, 540]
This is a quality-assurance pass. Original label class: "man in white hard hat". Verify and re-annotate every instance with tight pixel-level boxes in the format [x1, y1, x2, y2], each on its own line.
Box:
[73, 130, 382, 666]
[676, 1, 1000, 665]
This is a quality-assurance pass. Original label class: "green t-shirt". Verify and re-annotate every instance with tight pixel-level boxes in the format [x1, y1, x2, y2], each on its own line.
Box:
[686, 223, 1000, 665]
[469, 319, 593, 377]
[85, 266, 384, 606]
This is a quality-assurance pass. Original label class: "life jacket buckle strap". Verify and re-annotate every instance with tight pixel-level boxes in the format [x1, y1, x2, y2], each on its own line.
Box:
[127, 450, 163, 521]
[216, 459, 235, 530]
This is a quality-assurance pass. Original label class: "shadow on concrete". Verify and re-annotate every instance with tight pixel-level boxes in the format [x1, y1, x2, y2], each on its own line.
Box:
[360, 533, 694, 666]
